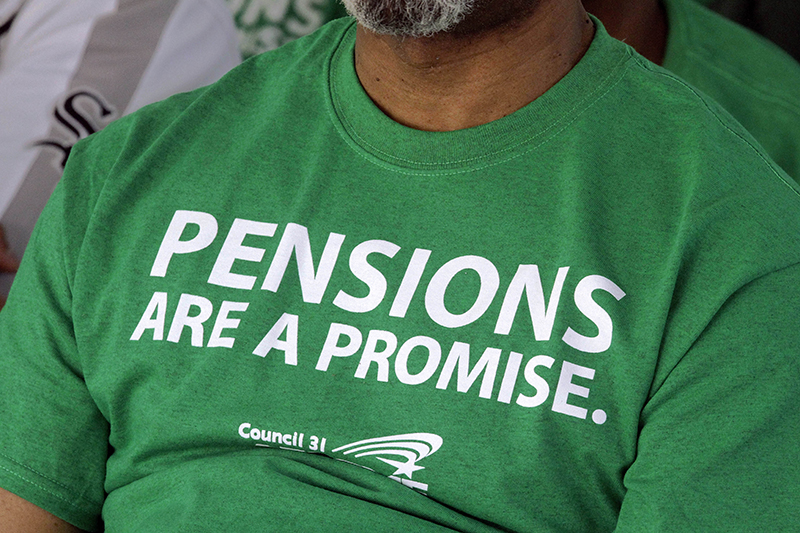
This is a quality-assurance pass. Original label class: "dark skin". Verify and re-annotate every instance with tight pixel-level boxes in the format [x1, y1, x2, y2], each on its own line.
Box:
[355, 0, 595, 131]
[0, 487, 84, 533]
[581, 0, 669, 65]
[0, 225, 20, 311]
[0, 0, 594, 528]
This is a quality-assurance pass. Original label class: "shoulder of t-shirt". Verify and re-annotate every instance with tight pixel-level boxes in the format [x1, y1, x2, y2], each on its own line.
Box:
[614, 41, 796, 190]
[597, 39, 800, 252]
[598, 49, 800, 296]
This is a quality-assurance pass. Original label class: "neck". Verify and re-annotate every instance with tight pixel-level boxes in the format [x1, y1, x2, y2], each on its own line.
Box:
[582, 0, 667, 65]
[353, 0, 595, 132]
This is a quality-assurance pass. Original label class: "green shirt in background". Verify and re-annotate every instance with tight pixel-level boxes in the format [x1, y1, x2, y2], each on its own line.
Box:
[225, 0, 348, 58]
[1, 18, 799, 533]
[662, 0, 800, 179]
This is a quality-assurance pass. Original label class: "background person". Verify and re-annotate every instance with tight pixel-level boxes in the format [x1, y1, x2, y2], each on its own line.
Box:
[0, 0, 241, 299]
[224, 0, 348, 58]
[708, 0, 800, 61]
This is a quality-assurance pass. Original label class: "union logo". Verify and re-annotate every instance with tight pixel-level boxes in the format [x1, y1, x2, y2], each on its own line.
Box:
[332, 433, 443, 491]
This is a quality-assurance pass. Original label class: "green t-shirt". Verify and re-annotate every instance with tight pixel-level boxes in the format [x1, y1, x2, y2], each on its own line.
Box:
[1, 18, 799, 533]
[662, 0, 800, 180]
[225, 0, 348, 58]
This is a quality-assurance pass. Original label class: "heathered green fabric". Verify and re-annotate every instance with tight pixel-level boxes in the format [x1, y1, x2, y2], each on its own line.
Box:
[662, 0, 800, 180]
[1, 18, 799, 533]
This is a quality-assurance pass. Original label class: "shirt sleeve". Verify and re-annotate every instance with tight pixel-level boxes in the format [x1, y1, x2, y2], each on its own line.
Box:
[0, 140, 109, 532]
[614, 264, 800, 532]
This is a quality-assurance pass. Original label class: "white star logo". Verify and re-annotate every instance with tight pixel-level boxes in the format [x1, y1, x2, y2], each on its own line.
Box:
[332, 433, 443, 488]
[376, 456, 426, 478]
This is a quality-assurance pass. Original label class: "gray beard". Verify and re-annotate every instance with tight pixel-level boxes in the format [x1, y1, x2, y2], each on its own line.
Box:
[340, 0, 477, 37]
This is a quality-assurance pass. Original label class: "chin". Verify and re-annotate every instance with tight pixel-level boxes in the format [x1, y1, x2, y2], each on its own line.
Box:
[341, 0, 476, 37]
